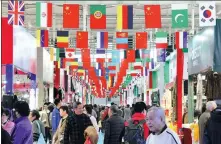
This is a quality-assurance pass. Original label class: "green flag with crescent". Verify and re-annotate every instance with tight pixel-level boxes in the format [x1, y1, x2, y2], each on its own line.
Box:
[171, 4, 188, 28]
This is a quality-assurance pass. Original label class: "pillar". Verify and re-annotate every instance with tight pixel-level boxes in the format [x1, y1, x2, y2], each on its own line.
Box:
[188, 76, 194, 123]
[5, 64, 13, 94]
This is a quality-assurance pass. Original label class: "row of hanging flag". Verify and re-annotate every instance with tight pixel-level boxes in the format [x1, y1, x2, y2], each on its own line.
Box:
[36, 30, 187, 51]
[8, 1, 216, 28]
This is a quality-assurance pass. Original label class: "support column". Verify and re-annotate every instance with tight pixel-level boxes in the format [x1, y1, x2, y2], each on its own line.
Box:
[188, 76, 194, 123]
[5, 64, 13, 94]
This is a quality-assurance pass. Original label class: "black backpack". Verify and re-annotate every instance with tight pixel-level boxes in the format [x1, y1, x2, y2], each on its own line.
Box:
[124, 119, 146, 144]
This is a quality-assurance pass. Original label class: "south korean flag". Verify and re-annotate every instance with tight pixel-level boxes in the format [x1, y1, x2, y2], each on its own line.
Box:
[199, 2, 216, 27]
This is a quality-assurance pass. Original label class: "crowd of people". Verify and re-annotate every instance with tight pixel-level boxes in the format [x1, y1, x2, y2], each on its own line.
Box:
[1, 98, 221, 144]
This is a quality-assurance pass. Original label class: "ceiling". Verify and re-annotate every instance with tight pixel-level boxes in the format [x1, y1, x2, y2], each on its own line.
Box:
[2, 1, 221, 49]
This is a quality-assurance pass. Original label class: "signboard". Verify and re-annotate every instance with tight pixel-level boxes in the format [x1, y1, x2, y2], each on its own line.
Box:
[188, 27, 214, 75]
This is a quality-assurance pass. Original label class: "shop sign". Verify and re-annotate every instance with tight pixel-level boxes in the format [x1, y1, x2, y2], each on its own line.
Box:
[188, 27, 214, 75]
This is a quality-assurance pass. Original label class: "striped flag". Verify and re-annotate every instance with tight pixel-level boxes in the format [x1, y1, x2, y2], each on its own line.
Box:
[57, 31, 69, 48]
[36, 30, 48, 47]
[116, 32, 128, 49]
[36, 2, 52, 27]
[175, 31, 188, 52]
[97, 32, 108, 48]
[117, 5, 133, 30]
[155, 32, 168, 48]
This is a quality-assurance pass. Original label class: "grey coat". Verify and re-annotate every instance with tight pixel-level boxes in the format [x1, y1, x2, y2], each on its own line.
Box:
[32, 120, 46, 142]
[198, 111, 210, 144]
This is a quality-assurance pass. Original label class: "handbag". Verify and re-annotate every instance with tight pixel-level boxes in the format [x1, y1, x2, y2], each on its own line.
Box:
[36, 121, 46, 144]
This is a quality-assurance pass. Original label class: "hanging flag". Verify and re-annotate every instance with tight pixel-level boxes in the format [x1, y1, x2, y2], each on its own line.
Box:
[59, 48, 66, 58]
[63, 4, 79, 28]
[49, 48, 57, 61]
[199, 2, 216, 27]
[116, 32, 128, 49]
[76, 31, 88, 48]
[8, 0, 25, 26]
[157, 49, 166, 62]
[150, 58, 155, 70]
[144, 5, 161, 28]
[65, 48, 75, 59]
[97, 32, 108, 48]
[125, 50, 135, 62]
[171, 4, 188, 28]
[111, 50, 120, 63]
[36, 30, 48, 47]
[117, 5, 133, 30]
[56, 31, 69, 48]
[142, 49, 151, 62]
[36, 2, 52, 27]
[90, 5, 106, 29]
[175, 31, 188, 52]
[155, 32, 168, 49]
[136, 32, 147, 49]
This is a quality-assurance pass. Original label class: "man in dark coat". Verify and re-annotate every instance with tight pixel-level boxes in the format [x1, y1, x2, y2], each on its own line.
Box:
[104, 105, 125, 144]
[203, 106, 221, 144]
[198, 101, 217, 144]
[64, 102, 92, 144]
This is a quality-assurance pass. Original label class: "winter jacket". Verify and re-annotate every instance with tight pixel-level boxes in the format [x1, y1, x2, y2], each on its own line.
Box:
[203, 107, 221, 144]
[53, 116, 68, 144]
[32, 120, 45, 142]
[198, 110, 211, 144]
[131, 113, 149, 139]
[64, 113, 92, 144]
[2, 127, 12, 144]
[2, 120, 15, 135]
[52, 108, 61, 134]
[11, 116, 33, 144]
[104, 113, 125, 144]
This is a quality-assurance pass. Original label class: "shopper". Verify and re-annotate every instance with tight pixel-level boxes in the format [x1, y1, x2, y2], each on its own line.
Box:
[104, 105, 125, 144]
[84, 126, 99, 144]
[84, 105, 99, 132]
[203, 107, 221, 144]
[124, 104, 131, 121]
[52, 98, 62, 134]
[11, 101, 33, 144]
[1, 107, 12, 144]
[124, 102, 149, 144]
[146, 107, 181, 144]
[64, 102, 92, 144]
[93, 104, 100, 122]
[47, 103, 54, 143]
[2, 108, 15, 135]
[29, 110, 45, 143]
[53, 106, 69, 144]
[199, 101, 217, 144]
[40, 103, 50, 142]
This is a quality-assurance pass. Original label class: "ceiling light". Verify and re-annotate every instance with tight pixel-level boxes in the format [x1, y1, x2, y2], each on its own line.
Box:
[16, 80, 20, 84]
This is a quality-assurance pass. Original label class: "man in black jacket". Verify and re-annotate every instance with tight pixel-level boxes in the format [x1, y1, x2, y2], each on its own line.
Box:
[104, 105, 125, 144]
[203, 106, 221, 144]
[64, 102, 92, 144]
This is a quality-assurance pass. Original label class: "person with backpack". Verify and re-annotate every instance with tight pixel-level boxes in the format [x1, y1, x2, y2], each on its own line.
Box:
[29, 110, 46, 144]
[124, 102, 149, 144]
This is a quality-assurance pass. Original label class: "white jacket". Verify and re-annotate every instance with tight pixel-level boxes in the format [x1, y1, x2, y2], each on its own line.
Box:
[146, 127, 181, 144]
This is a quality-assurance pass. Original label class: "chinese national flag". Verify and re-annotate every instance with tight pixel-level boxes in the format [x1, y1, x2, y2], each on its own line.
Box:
[136, 32, 147, 49]
[63, 4, 79, 28]
[76, 31, 88, 48]
[81, 49, 91, 62]
[144, 5, 161, 28]
[126, 50, 135, 62]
